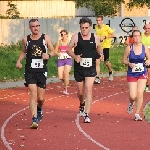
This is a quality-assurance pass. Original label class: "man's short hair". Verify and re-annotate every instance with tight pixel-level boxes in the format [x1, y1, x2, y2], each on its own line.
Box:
[79, 17, 92, 26]
[96, 15, 103, 20]
[29, 19, 39, 24]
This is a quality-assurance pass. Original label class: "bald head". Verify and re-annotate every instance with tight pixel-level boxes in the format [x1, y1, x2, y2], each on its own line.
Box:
[144, 24, 150, 35]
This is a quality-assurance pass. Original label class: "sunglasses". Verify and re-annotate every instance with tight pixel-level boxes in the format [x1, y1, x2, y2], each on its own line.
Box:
[61, 33, 66, 37]
[30, 25, 40, 28]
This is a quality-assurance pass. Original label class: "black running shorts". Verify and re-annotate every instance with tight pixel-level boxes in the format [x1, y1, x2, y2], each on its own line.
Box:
[103, 48, 110, 61]
[24, 72, 47, 89]
[74, 68, 97, 82]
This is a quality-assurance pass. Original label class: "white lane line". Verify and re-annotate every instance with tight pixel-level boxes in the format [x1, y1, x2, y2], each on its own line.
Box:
[1, 106, 29, 150]
[75, 90, 128, 150]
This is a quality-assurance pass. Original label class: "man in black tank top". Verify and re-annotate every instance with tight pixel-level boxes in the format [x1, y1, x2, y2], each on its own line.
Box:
[67, 17, 103, 123]
[16, 19, 55, 129]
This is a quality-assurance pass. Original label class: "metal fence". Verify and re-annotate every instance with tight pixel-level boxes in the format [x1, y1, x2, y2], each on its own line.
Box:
[1, 17, 150, 45]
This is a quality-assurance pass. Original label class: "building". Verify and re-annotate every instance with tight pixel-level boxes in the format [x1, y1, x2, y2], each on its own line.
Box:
[0, 0, 149, 18]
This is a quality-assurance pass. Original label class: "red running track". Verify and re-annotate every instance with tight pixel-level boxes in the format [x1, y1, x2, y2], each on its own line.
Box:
[0, 76, 150, 150]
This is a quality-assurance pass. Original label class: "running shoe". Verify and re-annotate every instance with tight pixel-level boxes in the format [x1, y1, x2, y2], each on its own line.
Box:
[134, 114, 142, 121]
[30, 117, 38, 129]
[84, 113, 91, 123]
[109, 72, 113, 81]
[37, 110, 43, 122]
[79, 102, 85, 117]
[145, 87, 150, 92]
[62, 90, 69, 95]
[94, 77, 100, 84]
[127, 103, 134, 114]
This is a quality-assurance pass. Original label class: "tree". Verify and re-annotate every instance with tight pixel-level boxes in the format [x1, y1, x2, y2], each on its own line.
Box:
[5, 1, 20, 19]
[73, 0, 150, 17]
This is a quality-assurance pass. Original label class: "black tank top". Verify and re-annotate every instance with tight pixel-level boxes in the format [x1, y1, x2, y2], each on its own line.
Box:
[74, 32, 97, 70]
[25, 34, 48, 72]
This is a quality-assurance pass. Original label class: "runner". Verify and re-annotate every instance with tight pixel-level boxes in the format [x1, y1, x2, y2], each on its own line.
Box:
[16, 19, 55, 129]
[122, 30, 150, 121]
[141, 24, 150, 92]
[94, 15, 114, 83]
[55, 30, 72, 95]
[67, 17, 103, 123]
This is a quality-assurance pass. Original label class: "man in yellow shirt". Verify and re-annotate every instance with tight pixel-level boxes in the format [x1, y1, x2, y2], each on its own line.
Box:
[94, 15, 114, 83]
[141, 24, 150, 92]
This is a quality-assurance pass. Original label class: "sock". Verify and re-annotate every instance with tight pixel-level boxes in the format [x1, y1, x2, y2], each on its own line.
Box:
[80, 101, 85, 106]
[109, 71, 112, 75]
[37, 106, 42, 112]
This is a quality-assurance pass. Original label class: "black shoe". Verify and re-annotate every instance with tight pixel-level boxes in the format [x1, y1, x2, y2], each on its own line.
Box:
[37, 110, 43, 122]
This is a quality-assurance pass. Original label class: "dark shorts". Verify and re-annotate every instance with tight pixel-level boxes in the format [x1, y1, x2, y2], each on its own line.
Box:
[24, 72, 47, 89]
[57, 58, 72, 67]
[127, 74, 148, 82]
[103, 48, 110, 61]
[74, 68, 97, 82]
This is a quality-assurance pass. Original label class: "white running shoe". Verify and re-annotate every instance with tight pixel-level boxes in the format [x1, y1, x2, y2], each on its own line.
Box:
[134, 114, 142, 121]
[109, 72, 113, 81]
[62, 90, 69, 95]
[94, 77, 100, 84]
[84, 114, 91, 123]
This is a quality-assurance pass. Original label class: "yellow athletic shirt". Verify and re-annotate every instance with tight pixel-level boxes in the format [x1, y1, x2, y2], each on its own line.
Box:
[95, 24, 114, 49]
[141, 33, 150, 47]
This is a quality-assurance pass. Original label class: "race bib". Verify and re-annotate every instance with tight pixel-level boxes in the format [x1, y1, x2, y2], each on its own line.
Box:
[58, 53, 71, 59]
[31, 59, 44, 68]
[80, 58, 92, 67]
[132, 63, 144, 72]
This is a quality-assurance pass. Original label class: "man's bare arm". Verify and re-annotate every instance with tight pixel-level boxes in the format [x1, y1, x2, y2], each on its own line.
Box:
[67, 34, 77, 59]
[95, 35, 103, 54]
[17, 38, 26, 62]
[16, 38, 26, 68]
[46, 35, 55, 57]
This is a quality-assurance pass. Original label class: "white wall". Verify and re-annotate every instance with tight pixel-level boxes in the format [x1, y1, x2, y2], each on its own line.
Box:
[1, 17, 150, 45]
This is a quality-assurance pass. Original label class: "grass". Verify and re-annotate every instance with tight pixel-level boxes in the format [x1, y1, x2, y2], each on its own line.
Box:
[0, 42, 126, 82]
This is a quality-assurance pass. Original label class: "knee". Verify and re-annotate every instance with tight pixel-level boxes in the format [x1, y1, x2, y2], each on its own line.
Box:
[85, 87, 92, 94]
[104, 61, 110, 65]
[30, 91, 37, 99]
[129, 95, 137, 101]
[63, 73, 69, 79]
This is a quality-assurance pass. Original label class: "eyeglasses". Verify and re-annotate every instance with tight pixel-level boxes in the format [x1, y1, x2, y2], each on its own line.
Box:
[61, 33, 66, 37]
[30, 25, 40, 28]
[81, 27, 89, 30]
